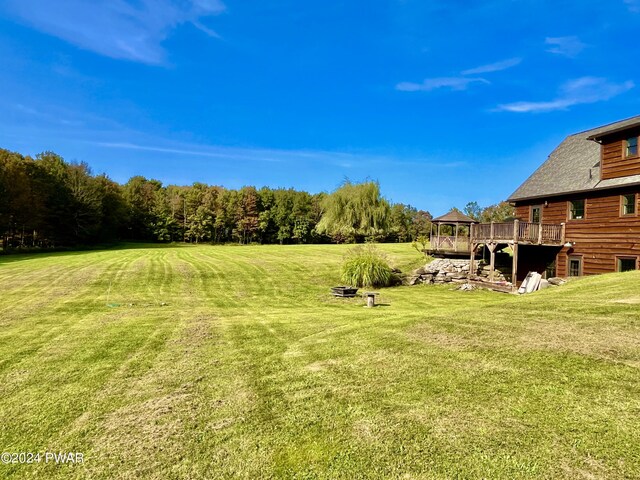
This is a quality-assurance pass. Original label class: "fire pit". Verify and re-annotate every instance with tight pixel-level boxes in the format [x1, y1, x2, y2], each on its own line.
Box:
[331, 286, 359, 298]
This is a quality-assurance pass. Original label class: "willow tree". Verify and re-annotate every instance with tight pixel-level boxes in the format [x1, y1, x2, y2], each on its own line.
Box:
[315, 180, 390, 243]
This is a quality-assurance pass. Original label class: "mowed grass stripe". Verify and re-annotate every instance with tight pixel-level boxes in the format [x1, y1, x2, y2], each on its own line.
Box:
[180, 248, 245, 308]
[187, 245, 339, 310]
[0, 252, 144, 376]
[198, 247, 283, 309]
[0, 243, 638, 479]
[0, 253, 201, 477]
[0, 250, 160, 385]
[0, 251, 119, 321]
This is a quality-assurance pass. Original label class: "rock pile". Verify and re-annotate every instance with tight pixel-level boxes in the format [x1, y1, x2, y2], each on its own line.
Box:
[405, 258, 509, 285]
[404, 258, 569, 293]
[471, 264, 508, 283]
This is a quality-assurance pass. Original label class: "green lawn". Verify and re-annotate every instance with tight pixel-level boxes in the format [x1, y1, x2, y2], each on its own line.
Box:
[0, 243, 639, 479]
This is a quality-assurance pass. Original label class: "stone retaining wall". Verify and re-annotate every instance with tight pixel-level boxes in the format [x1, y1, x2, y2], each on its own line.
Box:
[405, 258, 508, 285]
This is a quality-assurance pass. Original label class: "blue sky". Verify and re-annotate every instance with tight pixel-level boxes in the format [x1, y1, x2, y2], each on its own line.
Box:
[1, 0, 639, 215]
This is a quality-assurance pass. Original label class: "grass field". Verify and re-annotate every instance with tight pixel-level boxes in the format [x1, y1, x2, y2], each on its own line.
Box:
[0, 243, 639, 479]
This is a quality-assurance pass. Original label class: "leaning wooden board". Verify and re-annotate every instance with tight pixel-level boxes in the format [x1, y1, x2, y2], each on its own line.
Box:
[518, 271, 541, 294]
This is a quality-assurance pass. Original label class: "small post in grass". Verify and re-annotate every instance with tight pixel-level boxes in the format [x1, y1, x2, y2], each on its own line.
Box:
[365, 292, 377, 308]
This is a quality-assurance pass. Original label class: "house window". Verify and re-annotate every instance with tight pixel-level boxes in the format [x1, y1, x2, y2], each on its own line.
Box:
[621, 194, 636, 216]
[531, 205, 542, 223]
[626, 137, 638, 157]
[617, 257, 638, 272]
[569, 199, 585, 220]
[568, 256, 582, 277]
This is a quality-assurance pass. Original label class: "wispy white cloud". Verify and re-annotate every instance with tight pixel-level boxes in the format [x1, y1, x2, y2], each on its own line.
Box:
[94, 140, 467, 170]
[13, 103, 85, 126]
[6, 101, 126, 130]
[2, 0, 226, 65]
[462, 57, 522, 75]
[96, 142, 285, 163]
[397, 57, 520, 93]
[396, 77, 489, 92]
[496, 77, 634, 113]
[191, 20, 221, 39]
[545, 36, 586, 57]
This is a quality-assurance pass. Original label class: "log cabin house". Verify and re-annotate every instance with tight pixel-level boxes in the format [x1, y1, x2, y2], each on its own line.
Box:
[506, 115, 640, 279]
[429, 115, 640, 288]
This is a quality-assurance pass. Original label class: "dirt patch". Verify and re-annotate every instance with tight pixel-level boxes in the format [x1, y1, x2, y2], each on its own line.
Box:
[559, 454, 610, 480]
[306, 359, 339, 372]
[407, 325, 487, 350]
[88, 390, 192, 475]
[352, 419, 378, 443]
[172, 260, 198, 282]
[611, 297, 640, 304]
[171, 314, 218, 350]
[207, 417, 236, 430]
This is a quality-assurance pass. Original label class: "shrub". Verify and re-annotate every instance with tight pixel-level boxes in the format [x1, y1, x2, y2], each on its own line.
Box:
[411, 235, 429, 255]
[340, 244, 392, 288]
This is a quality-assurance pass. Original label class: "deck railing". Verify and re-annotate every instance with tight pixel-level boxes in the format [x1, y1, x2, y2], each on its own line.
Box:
[474, 223, 491, 239]
[539, 223, 564, 243]
[471, 221, 564, 245]
[430, 236, 470, 252]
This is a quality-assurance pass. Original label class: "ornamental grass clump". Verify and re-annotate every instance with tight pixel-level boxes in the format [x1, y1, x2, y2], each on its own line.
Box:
[341, 244, 392, 288]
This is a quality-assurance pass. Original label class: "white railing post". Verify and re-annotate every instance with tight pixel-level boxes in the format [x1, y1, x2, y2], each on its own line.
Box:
[538, 223, 543, 244]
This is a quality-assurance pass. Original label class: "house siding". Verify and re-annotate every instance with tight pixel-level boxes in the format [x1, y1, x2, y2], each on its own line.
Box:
[514, 187, 640, 276]
[600, 129, 640, 180]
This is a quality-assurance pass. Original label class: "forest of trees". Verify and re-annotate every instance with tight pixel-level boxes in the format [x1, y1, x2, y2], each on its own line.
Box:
[0, 148, 434, 250]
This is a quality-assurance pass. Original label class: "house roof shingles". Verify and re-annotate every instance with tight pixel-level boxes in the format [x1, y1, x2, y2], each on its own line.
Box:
[508, 115, 640, 202]
[432, 210, 476, 224]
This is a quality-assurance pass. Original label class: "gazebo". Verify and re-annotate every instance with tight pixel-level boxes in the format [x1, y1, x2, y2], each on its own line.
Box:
[429, 209, 476, 255]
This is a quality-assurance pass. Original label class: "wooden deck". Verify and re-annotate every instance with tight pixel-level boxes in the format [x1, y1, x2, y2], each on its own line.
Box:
[427, 220, 565, 256]
[426, 220, 566, 290]
[470, 220, 565, 246]
[470, 220, 565, 291]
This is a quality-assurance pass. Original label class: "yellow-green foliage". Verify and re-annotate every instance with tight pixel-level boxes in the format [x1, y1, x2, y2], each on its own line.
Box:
[340, 244, 392, 287]
[315, 180, 390, 241]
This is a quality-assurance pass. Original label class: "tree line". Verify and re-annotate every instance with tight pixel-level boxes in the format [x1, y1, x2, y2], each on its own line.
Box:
[0, 148, 434, 250]
[462, 201, 515, 223]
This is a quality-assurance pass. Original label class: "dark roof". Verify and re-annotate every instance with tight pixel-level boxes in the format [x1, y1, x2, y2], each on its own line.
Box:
[432, 210, 476, 224]
[587, 117, 640, 141]
[509, 115, 640, 202]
